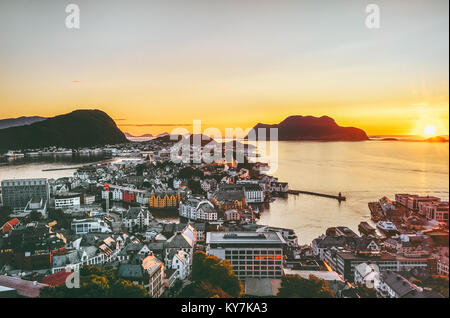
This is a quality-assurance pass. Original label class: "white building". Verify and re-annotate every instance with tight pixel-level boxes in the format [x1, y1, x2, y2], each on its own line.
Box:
[354, 263, 379, 286]
[171, 250, 191, 280]
[55, 194, 81, 209]
[179, 198, 218, 222]
[71, 218, 112, 234]
[122, 207, 150, 231]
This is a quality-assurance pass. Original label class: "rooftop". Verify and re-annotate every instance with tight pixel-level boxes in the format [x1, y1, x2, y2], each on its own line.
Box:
[207, 231, 286, 245]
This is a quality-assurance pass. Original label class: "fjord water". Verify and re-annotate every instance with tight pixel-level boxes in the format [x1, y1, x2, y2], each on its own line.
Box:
[0, 141, 448, 245]
[257, 141, 449, 244]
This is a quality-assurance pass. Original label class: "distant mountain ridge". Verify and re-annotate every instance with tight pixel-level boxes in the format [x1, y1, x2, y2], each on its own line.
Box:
[0, 110, 127, 151]
[246, 115, 369, 141]
[0, 116, 46, 129]
[124, 132, 154, 138]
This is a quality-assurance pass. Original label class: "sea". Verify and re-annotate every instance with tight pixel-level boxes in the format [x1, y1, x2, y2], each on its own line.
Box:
[0, 140, 448, 244]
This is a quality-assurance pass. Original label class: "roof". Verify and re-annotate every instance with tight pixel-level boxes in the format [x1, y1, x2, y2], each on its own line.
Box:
[165, 232, 194, 249]
[0, 275, 48, 298]
[283, 269, 342, 282]
[381, 271, 417, 298]
[117, 264, 144, 281]
[142, 255, 163, 275]
[244, 278, 281, 297]
[207, 231, 286, 245]
[41, 271, 72, 287]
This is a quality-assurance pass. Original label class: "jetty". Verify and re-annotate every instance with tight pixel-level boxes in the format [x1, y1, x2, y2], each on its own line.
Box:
[42, 167, 79, 172]
[288, 190, 346, 202]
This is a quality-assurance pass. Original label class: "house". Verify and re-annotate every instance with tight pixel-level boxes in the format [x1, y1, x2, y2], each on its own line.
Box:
[142, 254, 165, 298]
[225, 209, 241, 221]
[179, 198, 218, 222]
[171, 250, 191, 280]
[375, 271, 443, 298]
[149, 191, 181, 209]
[51, 246, 104, 273]
[122, 207, 150, 231]
[71, 218, 112, 234]
[164, 231, 195, 267]
[354, 263, 379, 286]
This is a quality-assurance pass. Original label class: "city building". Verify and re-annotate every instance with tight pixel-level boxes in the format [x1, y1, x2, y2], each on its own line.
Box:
[149, 191, 181, 209]
[1, 178, 50, 211]
[179, 198, 218, 222]
[54, 193, 81, 209]
[71, 218, 112, 235]
[122, 207, 150, 231]
[206, 231, 286, 280]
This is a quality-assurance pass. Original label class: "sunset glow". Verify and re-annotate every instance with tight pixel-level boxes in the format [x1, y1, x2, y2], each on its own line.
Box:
[424, 125, 437, 136]
[0, 0, 448, 137]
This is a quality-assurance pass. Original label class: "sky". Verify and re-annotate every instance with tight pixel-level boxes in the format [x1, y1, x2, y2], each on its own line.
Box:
[0, 0, 448, 137]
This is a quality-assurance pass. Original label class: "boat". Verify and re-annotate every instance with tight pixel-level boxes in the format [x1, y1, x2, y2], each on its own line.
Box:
[5, 150, 25, 158]
[376, 221, 398, 235]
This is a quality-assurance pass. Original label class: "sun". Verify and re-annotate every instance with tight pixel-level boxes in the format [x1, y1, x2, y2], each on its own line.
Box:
[424, 125, 437, 136]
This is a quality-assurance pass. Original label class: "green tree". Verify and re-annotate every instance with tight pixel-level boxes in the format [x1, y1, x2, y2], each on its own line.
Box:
[40, 266, 148, 298]
[0, 206, 12, 225]
[277, 274, 334, 298]
[191, 251, 243, 298]
[355, 282, 377, 298]
[28, 210, 42, 222]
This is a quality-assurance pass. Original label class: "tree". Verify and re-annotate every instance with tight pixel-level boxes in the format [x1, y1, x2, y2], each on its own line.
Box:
[28, 210, 42, 222]
[190, 251, 243, 298]
[277, 274, 334, 298]
[355, 282, 377, 298]
[40, 266, 148, 298]
[414, 275, 449, 298]
[0, 206, 12, 225]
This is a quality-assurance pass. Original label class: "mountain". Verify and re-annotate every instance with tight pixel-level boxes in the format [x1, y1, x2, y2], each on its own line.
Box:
[0, 116, 46, 129]
[246, 115, 369, 141]
[0, 110, 128, 151]
[423, 136, 449, 143]
[124, 132, 153, 138]
[154, 134, 217, 147]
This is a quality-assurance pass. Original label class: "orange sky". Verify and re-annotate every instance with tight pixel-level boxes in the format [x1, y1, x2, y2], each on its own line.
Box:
[0, 0, 448, 137]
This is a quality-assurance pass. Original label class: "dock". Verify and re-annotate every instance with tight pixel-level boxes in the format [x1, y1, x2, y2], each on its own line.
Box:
[288, 190, 346, 202]
[42, 167, 79, 171]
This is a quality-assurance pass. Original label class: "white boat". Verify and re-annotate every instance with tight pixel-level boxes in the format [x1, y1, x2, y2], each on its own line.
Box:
[376, 221, 398, 234]
[5, 151, 25, 158]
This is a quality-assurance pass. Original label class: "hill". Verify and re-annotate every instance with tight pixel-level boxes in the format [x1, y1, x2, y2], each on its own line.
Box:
[0, 116, 46, 129]
[246, 115, 369, 141]
[0, 110, 128, 151]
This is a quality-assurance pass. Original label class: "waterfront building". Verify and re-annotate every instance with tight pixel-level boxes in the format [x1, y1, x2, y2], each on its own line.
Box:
[395, 194, 441, 212]
[149, 191, 181, 209]
[324, 249, 435, 281]
[419, 201, 449, 223]
[206, 231, 286, 280]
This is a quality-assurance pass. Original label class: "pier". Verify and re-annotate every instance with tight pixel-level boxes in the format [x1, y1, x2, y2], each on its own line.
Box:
[42, 167, 79, 172]
[288, 190, 346, 202]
